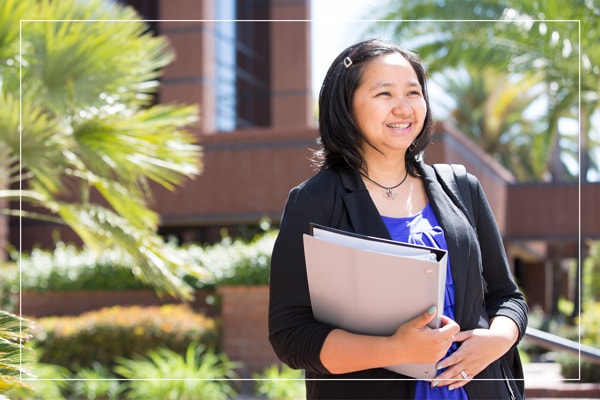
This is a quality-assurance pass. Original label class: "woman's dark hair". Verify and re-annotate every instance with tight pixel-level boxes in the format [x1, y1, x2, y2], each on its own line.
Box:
[314, 38, 433, 176]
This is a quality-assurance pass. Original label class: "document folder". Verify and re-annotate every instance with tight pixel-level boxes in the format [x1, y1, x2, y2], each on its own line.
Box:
[303, 223, 447, 379]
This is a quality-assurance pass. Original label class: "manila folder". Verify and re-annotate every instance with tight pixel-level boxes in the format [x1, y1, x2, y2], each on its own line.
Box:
[303, 225, 447, 380]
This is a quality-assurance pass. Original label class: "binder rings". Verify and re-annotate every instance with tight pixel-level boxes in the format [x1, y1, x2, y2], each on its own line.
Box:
[303, 223, 447, 379]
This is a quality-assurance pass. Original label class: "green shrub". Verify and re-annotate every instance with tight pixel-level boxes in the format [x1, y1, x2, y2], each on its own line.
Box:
[556, 354, 600, 383]
[32, 304, 219, 371]
[114, 343, 239, 399]
[68, 362, 125, 400]
[253, 363, 306, 400]
[7, 230, 277, 298]
[556, 301, 600, 381]
[6, 362, 72, 400]
[181, 230, 276, 288]
[12, 242, 152, 293]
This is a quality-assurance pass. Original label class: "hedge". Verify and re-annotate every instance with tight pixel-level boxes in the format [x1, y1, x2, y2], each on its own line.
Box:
[2, 231, 276, 299]
[32, 304, 219, 371]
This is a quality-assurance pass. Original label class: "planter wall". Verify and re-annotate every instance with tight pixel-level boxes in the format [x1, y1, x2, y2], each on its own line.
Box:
[217, 284, 279, 377]
[19, 289, 217, 318]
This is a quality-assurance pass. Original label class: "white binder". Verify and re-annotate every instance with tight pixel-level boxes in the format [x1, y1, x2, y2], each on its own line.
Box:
[303, 223, 447, 379]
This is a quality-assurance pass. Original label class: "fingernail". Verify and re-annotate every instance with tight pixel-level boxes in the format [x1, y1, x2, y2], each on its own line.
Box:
[436, 363, 444, 370]
[428, 306, 435, 314]
[432, 380, 439, 387]
[449, 386, 454, 391]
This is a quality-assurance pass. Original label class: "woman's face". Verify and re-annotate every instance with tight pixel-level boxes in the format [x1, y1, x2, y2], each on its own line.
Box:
[352, 52, 427, 160]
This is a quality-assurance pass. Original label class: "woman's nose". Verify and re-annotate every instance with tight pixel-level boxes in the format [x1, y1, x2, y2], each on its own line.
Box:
[392, 97, 411, 115]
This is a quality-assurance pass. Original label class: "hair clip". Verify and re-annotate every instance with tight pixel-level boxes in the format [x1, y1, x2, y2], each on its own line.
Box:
[343, 56, 353, 69]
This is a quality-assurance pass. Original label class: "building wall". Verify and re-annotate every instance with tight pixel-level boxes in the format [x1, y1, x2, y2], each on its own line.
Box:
[153, 127, 318, 229]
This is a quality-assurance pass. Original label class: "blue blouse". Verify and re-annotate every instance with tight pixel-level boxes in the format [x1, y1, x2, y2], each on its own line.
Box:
[381, 203, 468, 400]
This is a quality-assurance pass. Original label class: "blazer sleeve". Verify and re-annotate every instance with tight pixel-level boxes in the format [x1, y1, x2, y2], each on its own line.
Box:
[268, 183, 337, 374]
[468, 174, 528, 340]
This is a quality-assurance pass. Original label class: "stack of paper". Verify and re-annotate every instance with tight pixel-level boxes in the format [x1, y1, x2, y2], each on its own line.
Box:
[303, 223, 447, 379]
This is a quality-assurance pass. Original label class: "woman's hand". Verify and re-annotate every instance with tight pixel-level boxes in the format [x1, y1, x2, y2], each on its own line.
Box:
[389, 306, 461, 365]
[431, 316, 519, 390]
[320, 306, 460, 374]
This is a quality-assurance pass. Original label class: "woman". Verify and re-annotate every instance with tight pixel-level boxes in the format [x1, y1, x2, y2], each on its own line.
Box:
[268, 38, 528, 399]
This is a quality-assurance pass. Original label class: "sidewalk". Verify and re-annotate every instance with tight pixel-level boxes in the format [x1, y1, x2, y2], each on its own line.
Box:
[524, 362, 600, 399]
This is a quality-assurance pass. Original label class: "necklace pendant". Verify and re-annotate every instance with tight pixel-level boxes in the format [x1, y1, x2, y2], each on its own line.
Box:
[383, 188, 396, 200]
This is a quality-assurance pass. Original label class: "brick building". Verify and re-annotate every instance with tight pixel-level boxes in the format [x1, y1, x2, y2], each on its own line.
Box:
[13, 0, 600, 364]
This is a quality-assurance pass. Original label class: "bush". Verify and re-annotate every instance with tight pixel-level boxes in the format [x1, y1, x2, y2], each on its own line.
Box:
[68, 362, 125, 400]
[556, 354, 600, 383]
[253, 364, 306, 400]
[114, 344, 239, 399]
[181, 230, 276, 288]
[8, 346, 240, 399]
[5, 362, 72, 400]
[32, 304, 219, 371]
[11, 242, 152, 293]
[4, 230, 277, 300]
[556, 301, 600, 382]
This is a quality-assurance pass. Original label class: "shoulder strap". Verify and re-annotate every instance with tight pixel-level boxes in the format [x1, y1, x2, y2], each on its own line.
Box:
[433, 163, 476, 229]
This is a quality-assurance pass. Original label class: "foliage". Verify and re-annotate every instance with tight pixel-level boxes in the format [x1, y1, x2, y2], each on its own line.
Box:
[524, 301, 600, 382]
[0, 0, 204, 300]
[8, 242, 156, 293]
[68, 362, 125, 400]
[253, 364, 306, 400]
[8, 346, 240, 399]
[556, 354, 600, 383]
[6, 363, 72, 400]
[31, 305, 219, 371]
[0, 311, 36, 397]
[114, 344, 239, 400]
[583, 241, 600, 303]
[556, 301, 600, 381]
[181, 230, 276, 288]
[431, 66, 548, 181]
[2, 230, 276, 303]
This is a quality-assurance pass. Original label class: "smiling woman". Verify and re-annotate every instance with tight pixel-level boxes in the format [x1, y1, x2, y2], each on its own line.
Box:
[268, 38, 528, 399]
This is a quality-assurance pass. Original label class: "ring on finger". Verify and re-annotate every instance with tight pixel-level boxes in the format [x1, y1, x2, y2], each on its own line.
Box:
[459, 370, 468, 379]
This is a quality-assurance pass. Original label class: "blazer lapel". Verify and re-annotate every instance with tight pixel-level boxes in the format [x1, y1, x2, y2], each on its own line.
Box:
[419, 162, 470, 322]
[338, 168, 392, 239]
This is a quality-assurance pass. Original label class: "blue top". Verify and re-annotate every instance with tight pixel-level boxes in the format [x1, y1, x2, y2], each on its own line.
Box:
[381, 202, 468, 400]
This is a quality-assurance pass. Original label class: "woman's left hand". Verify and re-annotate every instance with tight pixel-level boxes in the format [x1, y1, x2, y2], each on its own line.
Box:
[430, 316, 519, 391]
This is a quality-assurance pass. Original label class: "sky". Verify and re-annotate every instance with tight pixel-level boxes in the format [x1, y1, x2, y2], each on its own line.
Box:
[310, 0, 390, 98]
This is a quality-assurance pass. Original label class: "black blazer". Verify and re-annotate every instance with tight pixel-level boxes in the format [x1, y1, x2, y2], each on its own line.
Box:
[269, 161, 528, 399]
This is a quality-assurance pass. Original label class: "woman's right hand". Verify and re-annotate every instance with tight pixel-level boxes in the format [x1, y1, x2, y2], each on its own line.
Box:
[389, 306, 460, 364]
[320, 306, 460, 374]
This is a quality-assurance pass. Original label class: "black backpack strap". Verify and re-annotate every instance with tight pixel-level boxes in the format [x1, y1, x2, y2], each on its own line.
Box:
[433, 163, 476, 229]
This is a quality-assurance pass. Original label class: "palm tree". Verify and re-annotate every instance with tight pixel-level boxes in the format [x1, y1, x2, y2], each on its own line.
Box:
[0, 0, 203, 299]
[433, 65, 547, 180]
[367, 0, 600, 182]
[0, 311, 35, 398]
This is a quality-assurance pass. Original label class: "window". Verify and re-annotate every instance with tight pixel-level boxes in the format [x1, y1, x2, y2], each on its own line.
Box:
[215, 0, 271, 131]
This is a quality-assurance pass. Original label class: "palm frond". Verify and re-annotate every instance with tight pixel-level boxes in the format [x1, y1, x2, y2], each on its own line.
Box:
[22, 0, 172, 112]
[72, 104, 201, 192]
[0, 312, 36, 396]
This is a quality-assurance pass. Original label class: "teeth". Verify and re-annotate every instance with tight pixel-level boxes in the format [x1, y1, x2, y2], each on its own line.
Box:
[387, 123, 410, 129]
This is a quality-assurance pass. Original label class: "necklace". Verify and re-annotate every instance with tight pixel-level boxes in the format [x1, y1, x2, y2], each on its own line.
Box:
[360, 170, 408, 200]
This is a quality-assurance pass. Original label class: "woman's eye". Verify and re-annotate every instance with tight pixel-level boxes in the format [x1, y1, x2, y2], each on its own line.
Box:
[377, 91, 391, 97]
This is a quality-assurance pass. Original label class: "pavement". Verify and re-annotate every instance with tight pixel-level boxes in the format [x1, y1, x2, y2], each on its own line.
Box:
[524, 362, 600, 399]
